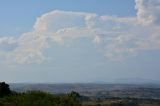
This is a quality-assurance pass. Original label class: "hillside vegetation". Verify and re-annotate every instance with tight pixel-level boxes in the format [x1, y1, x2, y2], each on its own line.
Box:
[1, 82, 160, 106]
[0, 91, 82, 106]
[0, 82, 81, 106]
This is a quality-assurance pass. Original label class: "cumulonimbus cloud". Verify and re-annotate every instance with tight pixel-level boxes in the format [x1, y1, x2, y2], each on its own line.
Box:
[0, 0, 160, 64]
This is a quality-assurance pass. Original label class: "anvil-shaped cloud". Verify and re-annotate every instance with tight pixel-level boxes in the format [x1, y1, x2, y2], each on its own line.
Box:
[0, 0, 160, 64]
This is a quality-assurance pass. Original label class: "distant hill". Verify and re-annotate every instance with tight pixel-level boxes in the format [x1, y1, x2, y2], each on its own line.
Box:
[114, 78, 160, 84]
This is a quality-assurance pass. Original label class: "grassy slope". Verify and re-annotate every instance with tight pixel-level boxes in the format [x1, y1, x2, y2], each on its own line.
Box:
[0, 91, 81, 106]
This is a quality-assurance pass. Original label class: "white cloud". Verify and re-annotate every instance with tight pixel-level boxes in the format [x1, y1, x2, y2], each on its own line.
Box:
[135, 0, 160, 25]
[0, 0, 160, 63]
[6, 31, 48, 64]
[0, 37, 18, 60]
[93, 36, 101, 44]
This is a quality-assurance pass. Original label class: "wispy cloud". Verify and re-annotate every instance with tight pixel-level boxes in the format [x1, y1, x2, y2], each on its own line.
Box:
[135, 0, 160, 25]
[0, 0, 160, 64]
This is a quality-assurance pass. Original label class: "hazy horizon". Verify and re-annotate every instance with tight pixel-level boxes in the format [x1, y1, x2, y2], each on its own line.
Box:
[0, 0, 160, 83]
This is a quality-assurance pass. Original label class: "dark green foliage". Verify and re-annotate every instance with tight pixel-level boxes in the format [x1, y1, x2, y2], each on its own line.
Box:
[0, 82, 160, 106]
[0, 91, 82, 106]
[0, 82, 81, 106]
[0, 82, 11, 97]
[0, 82, 82, 106]
[68, 91, 80, 101]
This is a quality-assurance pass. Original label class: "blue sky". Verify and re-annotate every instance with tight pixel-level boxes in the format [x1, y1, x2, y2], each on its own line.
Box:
[0, 0, 160, 83]
[0, 0, 135, 36]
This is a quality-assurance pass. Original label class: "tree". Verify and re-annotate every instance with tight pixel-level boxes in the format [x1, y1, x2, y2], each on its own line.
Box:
[0, 82, 11, 97]
[68, 91, 81, 101]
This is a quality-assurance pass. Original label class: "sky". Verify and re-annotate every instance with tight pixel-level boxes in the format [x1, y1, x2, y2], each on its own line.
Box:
[0, 0, 160, 83]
